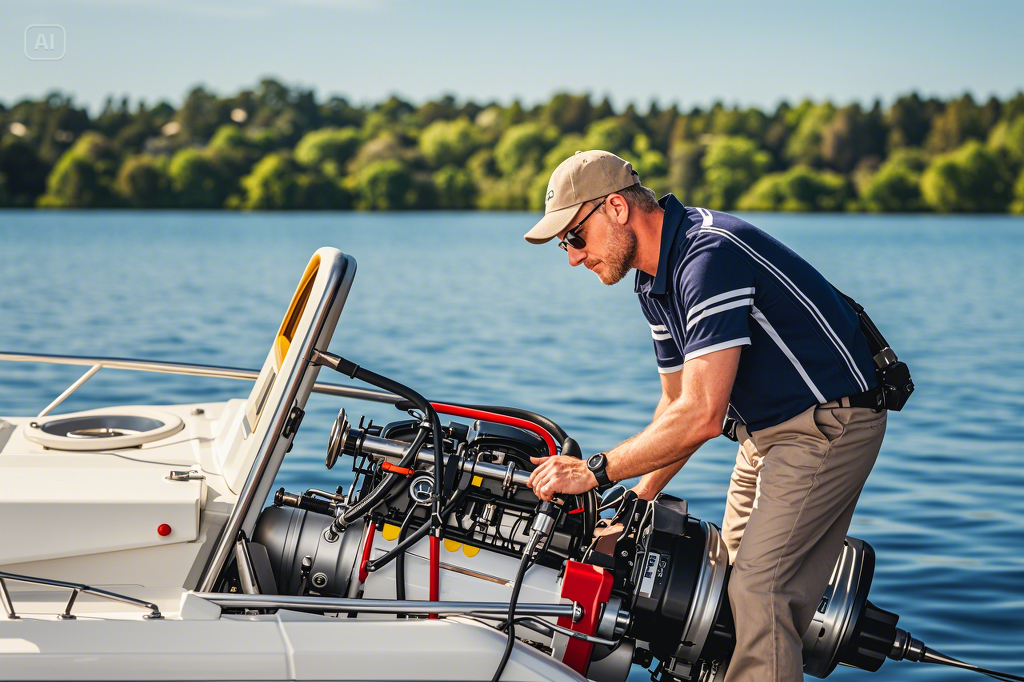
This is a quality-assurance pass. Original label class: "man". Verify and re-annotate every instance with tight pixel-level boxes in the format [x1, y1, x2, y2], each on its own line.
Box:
[523, 150, 887, 682]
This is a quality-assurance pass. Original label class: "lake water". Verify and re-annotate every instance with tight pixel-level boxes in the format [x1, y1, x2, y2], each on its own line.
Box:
[1, 210, 1022, 680]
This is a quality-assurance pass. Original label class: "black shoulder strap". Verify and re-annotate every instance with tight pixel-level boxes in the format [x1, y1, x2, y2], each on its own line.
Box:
[831, 284, 891, 357]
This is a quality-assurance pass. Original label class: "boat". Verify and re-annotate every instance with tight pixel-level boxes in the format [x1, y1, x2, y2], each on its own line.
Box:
[1, 248, 1014, 682]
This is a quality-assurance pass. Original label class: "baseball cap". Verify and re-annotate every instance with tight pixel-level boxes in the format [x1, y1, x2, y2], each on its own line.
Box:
[523, 150, 641, 244]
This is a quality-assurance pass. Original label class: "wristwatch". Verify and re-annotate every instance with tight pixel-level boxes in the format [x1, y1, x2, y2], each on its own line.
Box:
[586, 452, 613, 491]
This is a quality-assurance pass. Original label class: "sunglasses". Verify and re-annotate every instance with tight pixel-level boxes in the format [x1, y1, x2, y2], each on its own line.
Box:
[558, 199, 606, 251]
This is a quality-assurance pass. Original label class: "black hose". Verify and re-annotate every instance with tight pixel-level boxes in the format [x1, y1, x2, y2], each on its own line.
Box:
[920, 648, 1024, 682]
[339, 424, 428, 524]
[491, 541, 534, 682]
[315, 351, 444, 537]
[397, 400, 598, 543]
[365, 484, 471, 573]
[394, 507, 419, 609]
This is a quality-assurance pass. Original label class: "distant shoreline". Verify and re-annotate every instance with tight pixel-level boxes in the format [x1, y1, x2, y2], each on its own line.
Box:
[2, 82, 1022, 214]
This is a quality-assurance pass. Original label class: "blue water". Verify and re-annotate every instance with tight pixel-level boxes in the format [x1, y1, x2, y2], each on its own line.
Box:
[1, 211, 1022, 680]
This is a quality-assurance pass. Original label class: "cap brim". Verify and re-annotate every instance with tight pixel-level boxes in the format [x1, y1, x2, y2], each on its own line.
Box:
[523, 203, 581, 244]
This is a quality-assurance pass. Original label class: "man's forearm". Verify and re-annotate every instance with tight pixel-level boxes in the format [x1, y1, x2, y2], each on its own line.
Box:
[632, 393, 685, 499]
[633, 459, 687, 500]
[605, 395, 722, 484]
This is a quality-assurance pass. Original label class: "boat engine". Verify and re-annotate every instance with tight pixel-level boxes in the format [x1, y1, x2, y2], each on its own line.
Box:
[253, 407, 904, 682]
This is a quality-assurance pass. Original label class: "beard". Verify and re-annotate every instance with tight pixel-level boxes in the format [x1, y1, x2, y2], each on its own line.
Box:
[595, 224, 638, 285]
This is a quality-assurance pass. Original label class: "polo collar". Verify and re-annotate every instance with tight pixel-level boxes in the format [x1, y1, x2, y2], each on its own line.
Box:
[636, 194, 688, 295]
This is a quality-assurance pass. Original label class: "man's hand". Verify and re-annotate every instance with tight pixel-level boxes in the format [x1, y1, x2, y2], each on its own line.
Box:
[527, 456, 598, 501]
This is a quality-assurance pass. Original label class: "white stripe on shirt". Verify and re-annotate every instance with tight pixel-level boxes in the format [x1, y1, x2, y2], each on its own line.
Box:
[687, 287, 756, 323]
[750, 306, 827, 403]
[686, 298, 754, 332]
[700, 226, 869, 392]
[683, 337, 751, 362]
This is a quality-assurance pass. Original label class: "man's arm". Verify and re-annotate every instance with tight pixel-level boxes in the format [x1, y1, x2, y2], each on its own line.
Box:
[631, 369, 685, 500]
[527, 346, 741, 501]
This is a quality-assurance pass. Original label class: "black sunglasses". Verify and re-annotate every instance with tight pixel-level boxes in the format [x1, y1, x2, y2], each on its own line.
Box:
[558, 199, 606, 251]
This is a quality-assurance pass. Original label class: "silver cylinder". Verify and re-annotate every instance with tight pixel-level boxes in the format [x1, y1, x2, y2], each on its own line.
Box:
[195, 593, 581, 620]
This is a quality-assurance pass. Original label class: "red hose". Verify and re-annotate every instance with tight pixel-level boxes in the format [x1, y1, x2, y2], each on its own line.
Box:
[429, 402, 558, 458]
[428, 534, 440, 619]
[358, 521, 375, 583]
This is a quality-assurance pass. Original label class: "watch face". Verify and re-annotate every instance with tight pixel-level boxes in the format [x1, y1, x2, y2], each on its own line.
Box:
[588, 453, 606, 471]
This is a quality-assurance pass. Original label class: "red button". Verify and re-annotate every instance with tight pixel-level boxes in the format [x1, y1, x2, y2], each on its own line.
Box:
[157, 524, 172, 537]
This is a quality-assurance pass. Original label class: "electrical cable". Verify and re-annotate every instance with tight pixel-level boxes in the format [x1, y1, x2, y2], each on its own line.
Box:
[412, 400, 598, 542]
[394, 506, 419, 608]
[491, 501, 559, 682]
[491, 535, 536, 682]
[919, 648, 1024, 682]
[365, 484, 471, 573]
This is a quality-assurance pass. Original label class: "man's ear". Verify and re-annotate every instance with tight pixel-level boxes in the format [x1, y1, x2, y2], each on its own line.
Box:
[607, 193, 630, 225]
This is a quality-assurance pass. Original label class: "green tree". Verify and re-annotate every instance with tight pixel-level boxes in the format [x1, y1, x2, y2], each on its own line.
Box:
[349, 159, 419, 210]
[783, 102, 835, 166]
[988, 116, 1024, 163]
[294, 127, 362, 174]
[294, 172, 352, 210]
[240, 153, 299, 210]
[926, 95, 986, 154]
[695, 136, 770, 209]
[1011, 169, 1024, 214]
[0, 138, 49, 207]
[493, 123, 555, 177]
[860, 149, 929, 212]
[418, 118, 483, 168]
[433, 165, 477, 208]
[921, 141, 1013, 212]
[168, 148, 228, 208]
[37, 131, 118, 207]
[582, 117, 637, 156]
[667, 141, 704, 203]
[738, 166, 852, 212]
[886, 93, 937, 151]
[114, 155, 170, 208]
[540, 93, 594, 134]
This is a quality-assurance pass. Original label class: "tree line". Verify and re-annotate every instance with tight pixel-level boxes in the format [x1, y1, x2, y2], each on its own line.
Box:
[1, 80, 1023, 213]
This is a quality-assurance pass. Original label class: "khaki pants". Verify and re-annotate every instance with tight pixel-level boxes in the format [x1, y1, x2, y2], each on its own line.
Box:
[721, 404, 887, 682]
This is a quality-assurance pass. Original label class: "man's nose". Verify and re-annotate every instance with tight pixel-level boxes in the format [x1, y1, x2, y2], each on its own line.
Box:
[567, 246, 586, 267]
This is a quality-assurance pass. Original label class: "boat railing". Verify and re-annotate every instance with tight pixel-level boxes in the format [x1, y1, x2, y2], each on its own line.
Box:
[0, 351, 401, 417]
[0, 570, 163, 620]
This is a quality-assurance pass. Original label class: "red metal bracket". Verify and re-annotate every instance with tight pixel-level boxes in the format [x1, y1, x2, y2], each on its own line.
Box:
[557, 560, 614, 675]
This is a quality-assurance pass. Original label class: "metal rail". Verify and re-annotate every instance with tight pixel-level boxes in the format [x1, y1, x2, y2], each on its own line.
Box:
[195, 593, 581, 621]
[0, 351, 402, 412]
[0, 570, 162, 620]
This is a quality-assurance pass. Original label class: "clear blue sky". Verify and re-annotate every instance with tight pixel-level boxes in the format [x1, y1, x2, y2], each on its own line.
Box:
[3, 0, 1022, 112]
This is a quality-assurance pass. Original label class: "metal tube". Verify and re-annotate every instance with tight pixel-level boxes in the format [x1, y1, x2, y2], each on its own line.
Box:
[0, 577, 18, 619]
[0, 570, 161, 619]
[0, 351, 401, 406]
[194, 593, 581, 620]
[234, 541, 259, 595]
[37, 363, 102, 417]
[198, 254, 355, 593]
[357, 434, 532, 487]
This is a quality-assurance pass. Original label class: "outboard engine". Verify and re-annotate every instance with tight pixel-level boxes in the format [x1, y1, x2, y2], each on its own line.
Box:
[252, 407, 905, 682]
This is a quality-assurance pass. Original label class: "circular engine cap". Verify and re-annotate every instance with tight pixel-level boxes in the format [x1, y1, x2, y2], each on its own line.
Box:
[325, 408, 349, 470]
[409, 474, 434, 505]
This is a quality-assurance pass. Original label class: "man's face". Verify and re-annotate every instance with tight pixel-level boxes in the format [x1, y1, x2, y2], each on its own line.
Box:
[558, 199, 637, 285]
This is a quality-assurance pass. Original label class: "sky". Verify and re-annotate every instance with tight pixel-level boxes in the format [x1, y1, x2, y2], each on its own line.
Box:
[2, 0, 1023, 113]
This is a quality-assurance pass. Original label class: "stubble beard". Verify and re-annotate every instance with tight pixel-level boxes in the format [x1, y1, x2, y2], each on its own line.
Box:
[596, 224, 639, 285]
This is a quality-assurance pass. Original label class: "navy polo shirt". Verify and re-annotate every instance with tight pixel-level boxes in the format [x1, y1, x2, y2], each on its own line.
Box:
[635, 195, 877, 432]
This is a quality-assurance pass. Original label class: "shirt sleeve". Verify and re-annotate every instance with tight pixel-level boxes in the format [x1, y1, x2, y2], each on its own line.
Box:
[677, 247, 754, 362]
[638, 298, 684, 374]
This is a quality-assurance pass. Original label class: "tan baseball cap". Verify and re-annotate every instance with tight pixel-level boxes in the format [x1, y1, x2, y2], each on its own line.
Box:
[524, 150, 641, 244]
